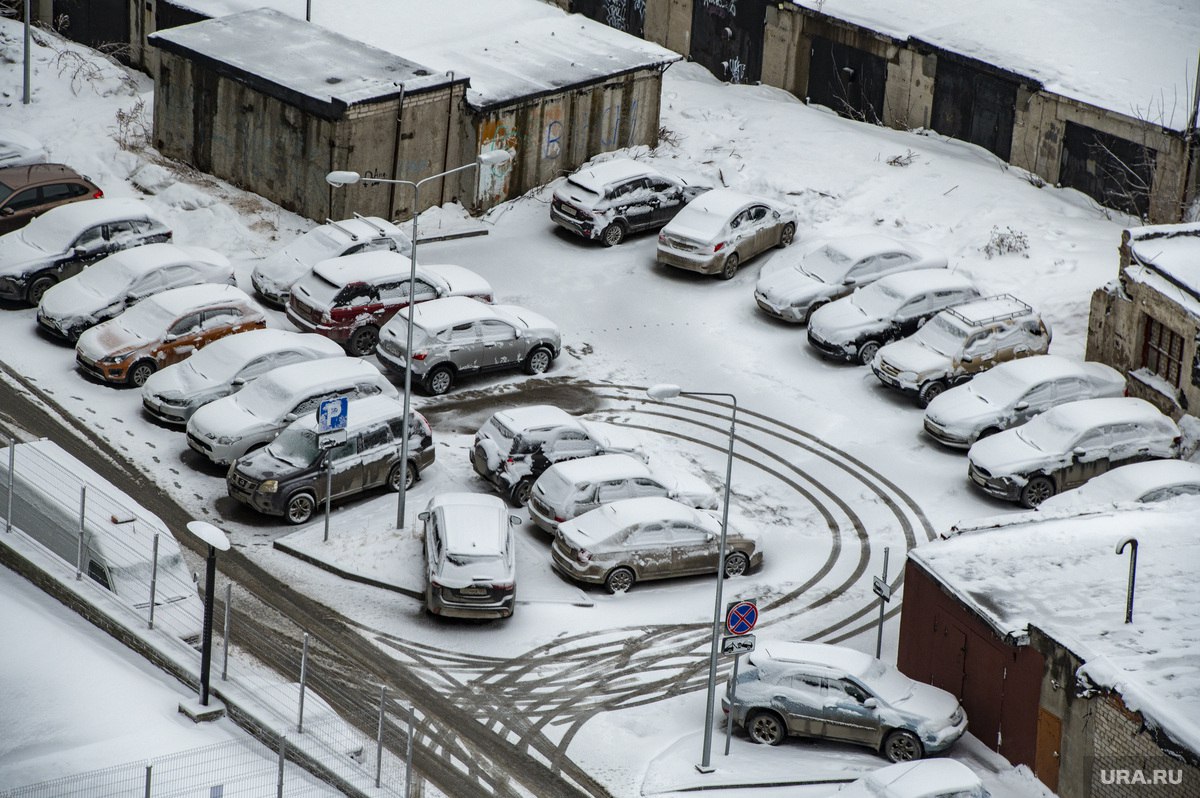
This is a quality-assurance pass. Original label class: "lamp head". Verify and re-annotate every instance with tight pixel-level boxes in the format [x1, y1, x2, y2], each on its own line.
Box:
[477, 150, 512, 167]
[325, 170, 362, 187]
[646, 383, 682, 401]
[186, 520, 231, 552]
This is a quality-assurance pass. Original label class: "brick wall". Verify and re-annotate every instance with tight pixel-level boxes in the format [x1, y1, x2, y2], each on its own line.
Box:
[1089, 694, 1200, 798]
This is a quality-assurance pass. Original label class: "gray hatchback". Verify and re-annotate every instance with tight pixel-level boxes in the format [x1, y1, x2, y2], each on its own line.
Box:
[376, 296, 560, 395]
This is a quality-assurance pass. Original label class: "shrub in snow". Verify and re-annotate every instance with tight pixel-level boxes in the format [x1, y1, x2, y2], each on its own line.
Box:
[982, 225, 1030, 259]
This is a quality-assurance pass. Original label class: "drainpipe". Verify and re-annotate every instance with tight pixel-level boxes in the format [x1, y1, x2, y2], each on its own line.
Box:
[389, 85, 406, 219]
[441, 71, 455, 207]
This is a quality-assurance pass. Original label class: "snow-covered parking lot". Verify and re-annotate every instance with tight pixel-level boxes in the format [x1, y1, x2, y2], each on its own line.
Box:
[0, 12, 1141, 796]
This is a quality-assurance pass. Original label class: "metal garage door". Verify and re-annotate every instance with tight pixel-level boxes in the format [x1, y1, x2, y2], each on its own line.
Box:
[1060, 121, 1156, 220]
[51, 0, 129, 53]
[690, 0, 767, 85]
[808, 36, 887, 123]
[931, 56, 1017, 161]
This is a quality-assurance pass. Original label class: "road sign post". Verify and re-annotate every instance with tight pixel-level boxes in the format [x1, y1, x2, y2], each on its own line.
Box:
[317, 398, 349, 542]
[874, 547, 890, 658]
[720, 603, 757, 757]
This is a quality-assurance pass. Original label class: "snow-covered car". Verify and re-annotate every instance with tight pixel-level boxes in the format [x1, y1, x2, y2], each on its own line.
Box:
[186, 357, 398, 466]
[469, 405, 647, 506]
[0, 129, 49, 168]
[141, 328, 344, 425]
[758, 235, 950, 325]
[37, 243, 234, 341]
[807, 269, 978, 364]
[0, 163, 101, 235]
[528, 453, 719, 534]
[722, 641, 967, 762]
[836, 759, 987, 798]
[657, 189, 797, 280]
[550, 496, 762, 594]
[872, 294, 1051, 407]
[250, 215, 412, 306]
[923, 355, 1126, 449]
[286, 253, 492, 356]
[967, 397, 1181, 508]
[375, 296, 560, 395]
[0, 198, 171, 304]
[74, 284, 266, 388]
[421, 493, 519, 619]
[227, 395, 435, 524]
[1037, 459, 1200, 513]
[549, 157, 709, 247]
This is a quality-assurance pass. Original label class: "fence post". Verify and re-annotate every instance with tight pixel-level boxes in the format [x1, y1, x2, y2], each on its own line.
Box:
[297, 633, 310, 733]
[405, 704, 415, 798]
[5, 435, 13, 533]
[143, 763, 152, 798]
[75, 486, 87, 580]
[375, 686, 386, 787]
[222, 581, 231, 680]
[148, 532, 159, 630]
[277, 736, 286, 798]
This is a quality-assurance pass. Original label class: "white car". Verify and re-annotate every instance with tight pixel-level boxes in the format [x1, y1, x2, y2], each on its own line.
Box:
[837, 760, 987, 798]
[807, 269, 978, 364]
[421, 493, 519, 619]
[923, 355, 1126, 449]
[142, 329, 345, 425]
[967, 397, 1181, 507]
[250, 216, 412, 306]
[0, 198, 171, 304]
[757, 235, 949, 324]
[37, 243, 234, 341]
[1038, 460, 1200, 513]
[0, 129, 49, 167]
[528, 453, 719, 533]
[657, 189, 797, 280]
[186, 357, 399, 465]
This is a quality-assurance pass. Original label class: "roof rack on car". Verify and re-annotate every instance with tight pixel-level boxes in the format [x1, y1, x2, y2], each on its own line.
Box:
[352, 212, 389, 237]
[944, 294, 1033, 326]
[324, 218, 360, 242]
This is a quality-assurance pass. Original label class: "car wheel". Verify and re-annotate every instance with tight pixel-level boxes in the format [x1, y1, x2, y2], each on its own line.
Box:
[600, 222, 626, 247]
[27, 275, 56, 306]
[883, 729, 924, 762]
[918, 380, 946, 407]
[285, 491, 317, 525]
[746, 710, 787, 746]
[778, 222, 796, 247]
[509, 478, 534, 507]
[1020, 475, 1056, 508]
[978, 426, 1002, 441]
[347, 325, 380, 356]
[127, 360, 157, 388]
[804, 300, 828, 324]
[425, 365, 454, 396]
[723, 551, 750, 578]
[604, 566, 635, 594]
[719, 252, 741, 281]
[523, 346, 553, 375]
[858, 341, 881, 366]
[388, 461, 416, 492]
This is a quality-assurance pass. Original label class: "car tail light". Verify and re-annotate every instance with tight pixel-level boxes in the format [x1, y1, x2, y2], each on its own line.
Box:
[714, 242, 725, 253]
[330, 306, 361, 323]
[491, 582, 514, 590]
[658, 233, 666, 243]
[412, 352, 427, 361]
[430, 579, 443, 589]
[575, 548, 592, 564]
[481, 294, 493, 304]
[554, 515, 566, 523]
[92, 189, 104, 199]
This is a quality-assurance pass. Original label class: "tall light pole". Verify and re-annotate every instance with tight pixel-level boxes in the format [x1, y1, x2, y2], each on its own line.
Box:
[327, 149, 511, 530]
[646, 383, 737, 773]
[185, 520, 231, 707]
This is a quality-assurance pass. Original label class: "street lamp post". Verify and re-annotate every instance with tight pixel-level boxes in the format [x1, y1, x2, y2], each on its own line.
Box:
[185, 521, 231, 707]
[327, 150, 511, 530]
[646, 383, 737, 773]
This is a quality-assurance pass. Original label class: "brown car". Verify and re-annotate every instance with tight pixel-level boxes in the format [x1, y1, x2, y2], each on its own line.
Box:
[75, 284, 267, 387]
[0, 164, 102, 234]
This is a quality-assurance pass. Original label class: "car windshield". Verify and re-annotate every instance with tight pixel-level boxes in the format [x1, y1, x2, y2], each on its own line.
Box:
[266, 428, 320, 468]
[534, 467, 575, 504]
[19, 213, 78, 253]
[281, 227, 347, 266]
[850, 281, 905, 318]
[669, 204, 726, 239]
[858, 660, 913, 704]
[296, 274, 341, 306]
[798, 245, 852, 283]
[235, 379, 293, 419]
[968, 367, 1032, 407]
[185, 344, 249, 384]
[74, 257, 134, 294]
[1015, 412, 1078, 453]
[116, 299, 177, 340]
[913, 314, 968, 357]
[565, 178, 603, 202]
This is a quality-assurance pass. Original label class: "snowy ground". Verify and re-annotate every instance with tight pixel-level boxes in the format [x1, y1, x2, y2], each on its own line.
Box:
[0, 11, 1143, 797]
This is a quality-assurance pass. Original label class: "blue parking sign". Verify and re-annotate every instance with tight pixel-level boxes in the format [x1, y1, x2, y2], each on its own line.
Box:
[317, 397, 348, 432]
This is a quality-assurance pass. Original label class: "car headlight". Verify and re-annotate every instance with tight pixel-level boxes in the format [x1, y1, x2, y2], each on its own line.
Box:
[258, 479, 278, 494]
[217, 436, 238, 446]
[950, 706, 964, 725]
[100, 353, 130, 365]
[156, 392, 188, 406]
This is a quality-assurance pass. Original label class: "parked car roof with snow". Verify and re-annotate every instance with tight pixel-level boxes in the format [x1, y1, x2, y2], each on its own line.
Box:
[836, 759, 986, 798]
[0, 128, 49, 168]
[658, 188, 797, 279]
[1037, 459, 1200, 513]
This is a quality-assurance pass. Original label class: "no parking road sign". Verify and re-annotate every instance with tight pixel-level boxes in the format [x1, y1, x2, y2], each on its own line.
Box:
[725, 599, 758, 636]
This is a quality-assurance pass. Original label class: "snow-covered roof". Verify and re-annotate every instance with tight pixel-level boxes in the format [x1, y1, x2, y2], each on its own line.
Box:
[684, 188, 770, 217]
[149, 9, 459, 119]
[39, 197, 165, 230]
[144, 283, 256, 316]
[252, 356, 375, 395]
[974, 354, 1112, 386]
[543, 453, 650, 484]
[407, 296, 491, 331]
[312, 250, 409, 286]
[870, 268, 972, 298]
[586, 496, 707, 532]
[1039, 460, 1200, 512]
[193, 328, 342, 363]
[787, 0, 1200, 132]
[96, 243, 226, 277]
[1126, 223, 1200, 304]
[754, 641, 876, 677]
[427, 493, 509, 555]
[848, 759, 982, 798]
[159, 1, 678, 111]
[916, 503, 1200, 752]
[827, 234, 921, 262]
[291, 394, 406, 434]
[494, 404, 577, 431]
[944, 294, 1033, 325]
[1034, 396, 1176, 436]
[567, 158, 659, 193]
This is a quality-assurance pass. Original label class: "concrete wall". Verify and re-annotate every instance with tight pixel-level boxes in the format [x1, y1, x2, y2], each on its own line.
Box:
[1085, 231, 1200, 420]
[644, 0, 693, 57]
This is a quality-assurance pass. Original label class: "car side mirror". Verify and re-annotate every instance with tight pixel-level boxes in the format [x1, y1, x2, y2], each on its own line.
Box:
[844, 277, 857, 287]
[863, 697, 878, 709]
[418, 511, 430, 521]
[962, 354, 974, 363]
[163, 333, 178, 342]
[0, 207, 13, 217]
[509, 515, 521, 526]
[1014, 401, 1029, 411]
[230, 378, 246, 389]
[1073, 447, 1087, 458]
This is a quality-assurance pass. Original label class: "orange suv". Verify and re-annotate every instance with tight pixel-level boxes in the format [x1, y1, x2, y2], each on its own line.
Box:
[0, 164, 101, 234]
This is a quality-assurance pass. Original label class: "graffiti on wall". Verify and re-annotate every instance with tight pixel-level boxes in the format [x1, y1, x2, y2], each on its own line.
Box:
[599, 98, 639, 148]
[701, 0, 737, 16]
[724, 57, 747, 84]
[543, 104, 564, 159]
[479, 117, 519, 203]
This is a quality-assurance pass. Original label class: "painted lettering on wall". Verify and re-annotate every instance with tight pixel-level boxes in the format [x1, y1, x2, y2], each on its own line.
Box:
[724, 57, 747, 84]
[543, 104, 564, 159]
[599, 98, 639, 147]
[604, 0, 627, 31]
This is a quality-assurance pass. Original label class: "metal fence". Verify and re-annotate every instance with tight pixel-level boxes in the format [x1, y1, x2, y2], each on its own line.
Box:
[0, 439, 422, 797]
